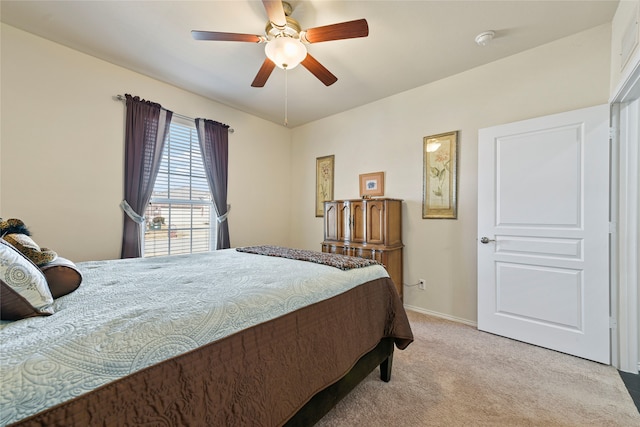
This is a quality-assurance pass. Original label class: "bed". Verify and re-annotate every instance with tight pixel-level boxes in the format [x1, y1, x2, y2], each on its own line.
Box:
[0, 245, 413, 426]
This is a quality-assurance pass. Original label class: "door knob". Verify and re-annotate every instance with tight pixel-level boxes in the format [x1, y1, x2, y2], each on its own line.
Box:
[480, 237, 495, 244]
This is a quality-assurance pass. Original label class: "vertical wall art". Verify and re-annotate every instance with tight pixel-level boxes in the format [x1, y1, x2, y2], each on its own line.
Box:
[423, 131, 458, 219]
[316, 155, 335, 217]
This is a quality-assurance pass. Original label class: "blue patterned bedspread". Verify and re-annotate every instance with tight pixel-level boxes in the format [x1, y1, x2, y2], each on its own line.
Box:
[0, 248, 389, 426]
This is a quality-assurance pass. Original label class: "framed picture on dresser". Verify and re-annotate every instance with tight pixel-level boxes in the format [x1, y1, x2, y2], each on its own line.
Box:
[359, 171, 385, 198]
[316, 155, 334, 217]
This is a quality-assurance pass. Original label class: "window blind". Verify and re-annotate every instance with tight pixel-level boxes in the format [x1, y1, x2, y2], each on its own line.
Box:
[144, 120, 215, 257]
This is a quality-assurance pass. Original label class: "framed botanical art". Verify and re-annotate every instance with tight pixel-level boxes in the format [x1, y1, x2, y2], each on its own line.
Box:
[359, 171, 385, 198]
[316, 155, 334, 217]
[423, 131, 458, 219]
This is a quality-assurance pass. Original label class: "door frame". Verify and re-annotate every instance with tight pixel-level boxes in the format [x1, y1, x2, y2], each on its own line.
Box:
[610, 59, 640, 374]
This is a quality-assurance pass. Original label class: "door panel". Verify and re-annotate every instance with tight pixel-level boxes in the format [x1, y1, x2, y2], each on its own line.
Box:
[324, 202, 339, 241]
[338, 203, 348, 241]
[350, 201, 365, 243]
[497, 125, 582, 227]
[496, 262, 582, 329]
[478, 104, 610, 364]
[366, 201, 385, 244]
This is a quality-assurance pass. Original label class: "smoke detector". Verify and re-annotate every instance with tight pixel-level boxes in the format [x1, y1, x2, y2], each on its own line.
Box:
[475, 31, 495, 46]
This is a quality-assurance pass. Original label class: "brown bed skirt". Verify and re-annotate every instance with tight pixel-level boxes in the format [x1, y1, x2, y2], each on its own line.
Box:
[11, 277, 413, 427]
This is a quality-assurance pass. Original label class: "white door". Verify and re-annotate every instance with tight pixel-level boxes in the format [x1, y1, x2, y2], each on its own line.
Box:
[477, 104, 610, 364]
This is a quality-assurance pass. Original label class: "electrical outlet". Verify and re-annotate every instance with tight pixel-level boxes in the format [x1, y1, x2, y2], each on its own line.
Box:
[418, 279, 426, 290]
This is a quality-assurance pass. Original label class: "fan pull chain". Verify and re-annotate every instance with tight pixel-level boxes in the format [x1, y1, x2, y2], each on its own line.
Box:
[284, 68, 289, 127]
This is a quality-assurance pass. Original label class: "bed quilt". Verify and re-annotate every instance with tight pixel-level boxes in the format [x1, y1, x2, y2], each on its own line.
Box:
[0, 248, 390, 426]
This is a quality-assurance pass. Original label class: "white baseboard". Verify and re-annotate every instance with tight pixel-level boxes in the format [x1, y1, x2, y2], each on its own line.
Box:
[403, 304, 478, 328]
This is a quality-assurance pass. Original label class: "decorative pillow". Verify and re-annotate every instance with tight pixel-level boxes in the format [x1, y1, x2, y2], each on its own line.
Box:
[0, 239, 54, 320]
[3, 233, 57, 266]
[40, 257, 83, 298]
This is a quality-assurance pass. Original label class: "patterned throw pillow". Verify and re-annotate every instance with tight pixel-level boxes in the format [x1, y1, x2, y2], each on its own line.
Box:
[0, 239, 54, 320]
[3, 233, 57, 266]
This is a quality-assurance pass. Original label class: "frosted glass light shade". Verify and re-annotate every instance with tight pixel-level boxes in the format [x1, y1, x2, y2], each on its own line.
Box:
[265, 37, 307, 69]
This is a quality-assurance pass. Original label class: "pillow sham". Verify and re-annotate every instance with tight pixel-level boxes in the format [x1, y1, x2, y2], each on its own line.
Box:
[0, 239, 54, 320]
[40, 257, 83, 298]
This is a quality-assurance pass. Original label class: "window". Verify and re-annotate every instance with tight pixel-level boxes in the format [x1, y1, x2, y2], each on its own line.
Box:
[144, 119, 215, 257]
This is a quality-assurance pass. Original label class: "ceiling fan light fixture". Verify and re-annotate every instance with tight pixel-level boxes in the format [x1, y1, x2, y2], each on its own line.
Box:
[265, 36, 307, 69]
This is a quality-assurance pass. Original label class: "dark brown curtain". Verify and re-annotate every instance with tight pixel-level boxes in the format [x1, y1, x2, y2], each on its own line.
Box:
[195, 118, 230, 249]
[120, 94, 173, 258]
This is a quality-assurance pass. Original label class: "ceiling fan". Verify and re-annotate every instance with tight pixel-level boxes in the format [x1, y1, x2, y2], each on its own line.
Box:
[191, 0, 369, 87]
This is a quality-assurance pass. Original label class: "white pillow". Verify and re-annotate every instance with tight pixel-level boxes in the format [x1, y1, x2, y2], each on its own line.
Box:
[1, 239, 54, 320]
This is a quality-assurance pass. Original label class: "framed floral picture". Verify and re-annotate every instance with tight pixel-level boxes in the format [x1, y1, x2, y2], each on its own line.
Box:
[423, 131, 458, 219]
[316, 155, 334, 217]
[359, 171, 385, 197]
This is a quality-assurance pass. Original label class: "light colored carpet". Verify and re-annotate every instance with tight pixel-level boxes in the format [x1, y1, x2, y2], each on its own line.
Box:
[316, 310, 640, 427]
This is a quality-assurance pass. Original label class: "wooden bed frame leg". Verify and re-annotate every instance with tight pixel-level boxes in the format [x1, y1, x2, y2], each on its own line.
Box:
[380, 352, 393, 382]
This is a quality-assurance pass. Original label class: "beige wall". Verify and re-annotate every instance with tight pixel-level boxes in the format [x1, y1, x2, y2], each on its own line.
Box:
[289, 23, 612, 323]
[1, 22, 613, 324]
[0, 24, 292, 262]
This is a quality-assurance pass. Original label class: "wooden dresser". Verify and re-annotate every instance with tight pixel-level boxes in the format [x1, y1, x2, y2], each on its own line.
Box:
[321, 198, 403, 299]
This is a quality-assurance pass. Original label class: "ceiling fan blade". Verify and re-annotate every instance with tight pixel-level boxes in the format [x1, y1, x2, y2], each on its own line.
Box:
[251, 58, 276, 87]
[191, 30, 262, 43]
[301, 54, 338, 86]
[303, 19, 369, 43]
[262, 0, 287, 28]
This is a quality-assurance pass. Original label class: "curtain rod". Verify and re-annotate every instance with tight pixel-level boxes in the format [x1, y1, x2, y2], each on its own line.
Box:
[114, 95, 234, 133]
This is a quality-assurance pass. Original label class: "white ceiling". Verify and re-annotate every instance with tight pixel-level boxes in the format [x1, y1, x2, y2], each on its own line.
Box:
[0, 1, 618, 128]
